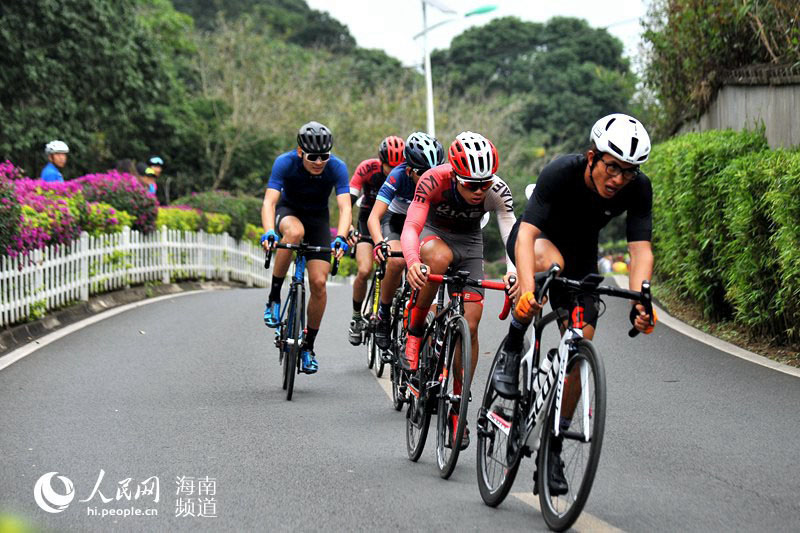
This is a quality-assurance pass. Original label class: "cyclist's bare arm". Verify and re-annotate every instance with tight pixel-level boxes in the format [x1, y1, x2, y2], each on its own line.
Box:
[514, 221, 542, 297]
[261, 189, 282, 248]
[367, 201, 388, 244]
[334, 192, 352, 259]
[628, 240, 654, 331]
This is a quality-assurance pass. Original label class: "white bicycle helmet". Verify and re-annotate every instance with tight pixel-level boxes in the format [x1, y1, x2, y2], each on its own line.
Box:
[448, 131, 498, 180]
[45, 140, 69, 155]
[590, 113, 650, 164]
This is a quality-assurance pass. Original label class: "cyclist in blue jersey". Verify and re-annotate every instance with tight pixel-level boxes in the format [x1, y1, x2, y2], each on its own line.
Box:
[260, 121, 352, 374]
[366, 132, 445, 350]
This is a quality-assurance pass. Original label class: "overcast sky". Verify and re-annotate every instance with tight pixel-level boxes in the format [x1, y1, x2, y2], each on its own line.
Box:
[305, 0, 651, 69]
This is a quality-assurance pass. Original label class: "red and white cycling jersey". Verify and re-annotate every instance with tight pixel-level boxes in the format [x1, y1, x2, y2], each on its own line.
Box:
[401, 163, 516, 269]
[349, 158, 387, 212]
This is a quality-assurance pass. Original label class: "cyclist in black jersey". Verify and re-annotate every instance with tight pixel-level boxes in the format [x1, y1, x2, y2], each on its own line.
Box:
[492, 113, 658, 493]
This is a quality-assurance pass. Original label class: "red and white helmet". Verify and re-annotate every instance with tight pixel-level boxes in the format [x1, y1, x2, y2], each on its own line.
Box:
[590, 113, 651, 165]
[448, 131, 498, 180]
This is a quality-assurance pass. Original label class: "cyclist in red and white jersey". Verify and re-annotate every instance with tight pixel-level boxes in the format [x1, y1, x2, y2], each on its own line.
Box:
[348, 136, 405, 345]
[401, 131, 517, 448]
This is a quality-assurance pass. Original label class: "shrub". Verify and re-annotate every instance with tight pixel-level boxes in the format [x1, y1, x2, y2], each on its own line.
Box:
[173, 190, 262, 239]
[0, 160, 27, 181]
[717, 149, 800, 343]
[243, 222, 262, 246]
[77, 171, 158, 233]
[156, 206, 203, 231]
[11, 180, 86, 255]
[0, 177, 20, 255]
[204, 212, 232, 234]
[646, 129, 768, 319]
[156, 206, 232, 234]
[84, 202, 134, 236]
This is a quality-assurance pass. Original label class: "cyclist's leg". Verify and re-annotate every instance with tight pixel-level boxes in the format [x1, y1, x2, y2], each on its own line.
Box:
[306, 259, 330, 332]
[379, 213, 406, 308]
[352, 216, 374, 310]
[560, 292, 600, 420]
[381, 240, 405, 305]
[274, 212, 305, 278]
[349, 240, 374, 343]
[296, 210, 331, 372]
[493, 231, 565, 396]
[265, 208, 304, 326]
[404, 234, 452, 368]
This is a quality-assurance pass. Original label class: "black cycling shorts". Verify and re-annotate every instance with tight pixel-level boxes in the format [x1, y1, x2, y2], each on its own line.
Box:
[380, 211, 406, 242]
[507, 223, 601, 327]
[275, 203, 331, 262]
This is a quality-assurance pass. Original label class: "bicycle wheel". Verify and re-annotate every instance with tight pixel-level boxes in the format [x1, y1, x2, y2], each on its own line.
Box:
[435, 315, 471, 479]
[537, 339, 606, 532]
[390, 306, 405, 411]
[280, 320, 289, 391]
[372, 324, 385, 378]
[476, 337, 524, 507]
[284, 289, 303, 401]
[365, 279, 376, 369]
[405, 328, 434, 461]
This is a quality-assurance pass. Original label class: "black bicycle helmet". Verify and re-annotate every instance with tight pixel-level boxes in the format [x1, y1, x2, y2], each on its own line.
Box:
[297, 121, 333, 153]
[403, 132, 444, 171]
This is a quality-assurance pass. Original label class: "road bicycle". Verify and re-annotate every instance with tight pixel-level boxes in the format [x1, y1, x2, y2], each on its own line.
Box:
[360, 244, 404, 378]
[476, 264, 653, 531]
[264, 242, 340, 401]
[405, 267, 512, 479]
[387, 266, 412, 412]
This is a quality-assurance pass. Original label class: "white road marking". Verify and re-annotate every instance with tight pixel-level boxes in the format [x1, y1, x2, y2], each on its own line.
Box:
[511, 492, 624, 532]
[371, 365, 624, 531]
[613, 275, 800, 378]
[0, 290, 209, 372]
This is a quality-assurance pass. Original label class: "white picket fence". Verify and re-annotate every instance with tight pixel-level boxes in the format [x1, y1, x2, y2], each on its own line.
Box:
[0, 226, 270, 327]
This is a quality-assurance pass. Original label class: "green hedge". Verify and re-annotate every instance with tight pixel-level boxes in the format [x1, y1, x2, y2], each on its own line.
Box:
[647, 129, 800, 343]
[646, 129, 768, 320]
[172, 191, 262, 239]
[156, 207, 232, 234]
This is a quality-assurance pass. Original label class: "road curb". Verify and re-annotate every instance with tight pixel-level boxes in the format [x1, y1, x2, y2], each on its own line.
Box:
[612, 275, 800, 378]
[0, 281, 236, 358]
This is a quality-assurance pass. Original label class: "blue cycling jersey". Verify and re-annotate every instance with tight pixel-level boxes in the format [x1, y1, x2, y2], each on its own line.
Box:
[376, 163, 415, 215]
[40, 162, 64, 183]
[267, 151, 349, 211]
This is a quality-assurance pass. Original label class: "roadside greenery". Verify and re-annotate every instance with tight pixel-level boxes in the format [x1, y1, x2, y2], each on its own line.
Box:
[646, 129, 800, 344]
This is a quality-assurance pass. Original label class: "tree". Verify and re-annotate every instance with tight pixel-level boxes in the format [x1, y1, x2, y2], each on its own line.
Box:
[642, 0, 800, 134]
[432, 16, 636, 154]
[171, 0, 357, 52]
[0, 0, 192, 179]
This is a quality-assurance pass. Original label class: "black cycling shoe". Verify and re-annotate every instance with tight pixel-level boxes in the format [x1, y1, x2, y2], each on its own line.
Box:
[492, 347, 521, 399]
[533, 437, 569, 496]
[375, 316, 391, 350]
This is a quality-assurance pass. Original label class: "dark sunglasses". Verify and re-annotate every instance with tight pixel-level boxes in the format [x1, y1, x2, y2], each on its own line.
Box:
[457, 176, 494, 191]
[409, 167, 428, 176]
[599, 158, 639, 181]
[304, 152, 331, 162]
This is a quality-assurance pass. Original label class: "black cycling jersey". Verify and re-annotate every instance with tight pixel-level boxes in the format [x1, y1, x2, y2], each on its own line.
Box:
[510, 154, 652, 277]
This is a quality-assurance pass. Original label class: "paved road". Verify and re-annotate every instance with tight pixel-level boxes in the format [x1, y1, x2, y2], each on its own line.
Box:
[1, 281, 799, 531]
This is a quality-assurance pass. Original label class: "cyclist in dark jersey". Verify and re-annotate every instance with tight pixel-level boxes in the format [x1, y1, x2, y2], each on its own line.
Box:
[260, 121, 351, 374]
[402, 131, 517, 449]
[492, 113, 657, 494]
[348, 136, 405, 345]
[367, 132, 445, 350]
